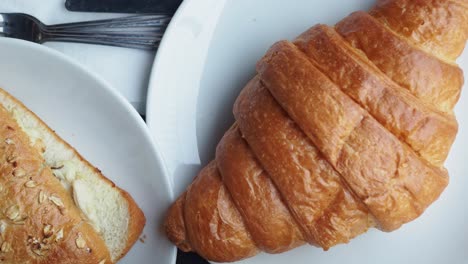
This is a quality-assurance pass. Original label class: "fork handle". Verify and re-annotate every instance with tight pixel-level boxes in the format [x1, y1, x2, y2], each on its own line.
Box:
[43, 37, 160, 50]
[40, 33, 161, 50]
[38, 14, 170, 50]
[45, 14, 171, 31]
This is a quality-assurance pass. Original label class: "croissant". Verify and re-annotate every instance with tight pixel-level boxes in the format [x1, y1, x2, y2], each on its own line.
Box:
[164, 0, 468, 262]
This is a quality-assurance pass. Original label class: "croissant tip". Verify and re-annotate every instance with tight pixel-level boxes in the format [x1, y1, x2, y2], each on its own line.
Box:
[164, 193, 193, 252]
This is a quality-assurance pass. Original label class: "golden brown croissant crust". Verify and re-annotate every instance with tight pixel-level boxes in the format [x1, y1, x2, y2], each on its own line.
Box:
[164, 0, 468, 262]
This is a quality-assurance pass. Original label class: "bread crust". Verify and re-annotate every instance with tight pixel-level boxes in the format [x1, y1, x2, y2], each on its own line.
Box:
[336, 11, 464, 113]
[234, 79, 373, 246]
[295, 25, 458, 166]
[256, 41, 448, 230]
[216, 125, 304, 253]
[183, 162, 258, 262]
[0, 104, 110, 263]
[371, 0, 468, 61]
[0, 88, 146, 263]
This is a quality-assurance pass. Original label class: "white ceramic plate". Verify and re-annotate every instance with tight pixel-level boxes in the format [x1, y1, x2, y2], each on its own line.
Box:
[0, 38, 176, 264]
[147, 1, 468, 263]
[1, 0, 153, 114]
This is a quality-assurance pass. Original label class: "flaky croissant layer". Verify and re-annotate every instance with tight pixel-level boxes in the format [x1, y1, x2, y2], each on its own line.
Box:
[164, 0, 468, 262]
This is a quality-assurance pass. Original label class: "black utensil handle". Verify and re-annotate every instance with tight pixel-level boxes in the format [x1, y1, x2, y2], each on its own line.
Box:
[65, 0, 183, 14]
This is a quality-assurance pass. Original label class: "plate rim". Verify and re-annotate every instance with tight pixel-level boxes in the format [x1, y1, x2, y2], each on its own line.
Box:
[0, 37, 177, 264]
[146, 0, 227, 192]
[146, 0, 195, 191]
[146, 0, 191, 134]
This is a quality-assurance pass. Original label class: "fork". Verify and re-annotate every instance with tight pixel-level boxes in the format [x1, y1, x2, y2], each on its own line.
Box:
[0, 13, 172, 50]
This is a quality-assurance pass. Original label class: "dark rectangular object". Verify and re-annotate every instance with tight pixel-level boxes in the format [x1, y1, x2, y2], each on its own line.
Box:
[65, 0, 183, 14]
[177, 251, 209, 264]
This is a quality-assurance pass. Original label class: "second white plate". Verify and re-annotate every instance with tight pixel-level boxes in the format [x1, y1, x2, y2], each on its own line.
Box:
[147, 1, 468, 264]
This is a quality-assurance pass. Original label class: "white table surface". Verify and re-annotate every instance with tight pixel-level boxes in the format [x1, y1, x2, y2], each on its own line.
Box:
[0, 0, 155, 114]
